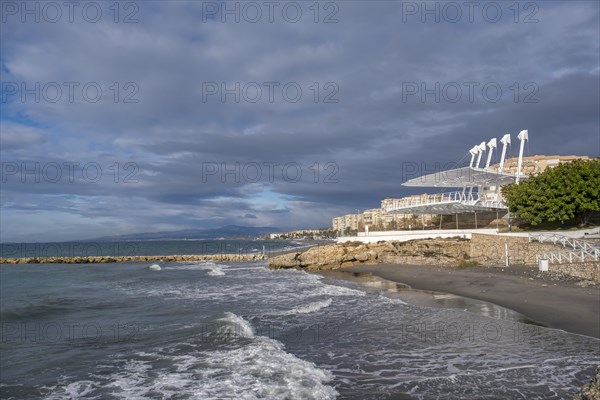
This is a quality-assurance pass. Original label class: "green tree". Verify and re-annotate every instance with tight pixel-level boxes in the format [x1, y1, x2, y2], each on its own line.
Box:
[502, 159, 600, 226]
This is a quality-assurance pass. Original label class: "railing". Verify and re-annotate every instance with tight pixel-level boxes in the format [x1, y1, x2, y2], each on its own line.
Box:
[538, 250, 594, 264]
[385, 191, 507, 212]
[529, 233, 600, 257]
[530, 233, 600, 264]
[385, 191, 475, 211]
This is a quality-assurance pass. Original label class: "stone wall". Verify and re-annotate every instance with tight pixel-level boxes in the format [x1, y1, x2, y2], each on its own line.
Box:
[471, 234, 600, 282]
[550, 262, 600, 282]
[469, 233, 559, 266]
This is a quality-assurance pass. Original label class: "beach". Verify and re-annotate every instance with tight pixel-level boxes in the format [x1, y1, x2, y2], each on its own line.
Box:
[333, 264, 600, 339]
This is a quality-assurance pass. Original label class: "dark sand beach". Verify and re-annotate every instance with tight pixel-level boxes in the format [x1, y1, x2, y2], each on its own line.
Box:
[331, 264, 600, 339]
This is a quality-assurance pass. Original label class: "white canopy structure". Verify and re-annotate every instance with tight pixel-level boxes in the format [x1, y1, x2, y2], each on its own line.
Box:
[401, 167, 519, 188]
[387, 131, 530, 215]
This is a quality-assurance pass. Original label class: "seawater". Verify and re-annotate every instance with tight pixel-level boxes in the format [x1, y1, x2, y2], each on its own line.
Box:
[0, 260, 598, 399]
[0, 240, 305, 259]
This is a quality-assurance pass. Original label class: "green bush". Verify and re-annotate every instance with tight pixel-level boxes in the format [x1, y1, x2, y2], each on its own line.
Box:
[456, 259, 479, 269]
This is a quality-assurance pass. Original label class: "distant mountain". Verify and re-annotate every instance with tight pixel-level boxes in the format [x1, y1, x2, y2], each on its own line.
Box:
[94, 225, 281, 241]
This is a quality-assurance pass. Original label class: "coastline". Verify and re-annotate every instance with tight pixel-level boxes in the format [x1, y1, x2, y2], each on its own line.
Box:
[325, 263, 600, 339]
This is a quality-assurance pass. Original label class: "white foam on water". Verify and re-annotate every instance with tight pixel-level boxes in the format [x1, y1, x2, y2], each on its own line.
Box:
[99, 357, 192, 400]
[44, 314, 338, 400]
[225, 266, 261, 271]
[206, 267, 225, 276]
[309, 283, 367, 298]
[376, 294, 408, 305]
[198, 263, 226, 276]
[148, 264, 161, 271]
[217, 312, 255, 338]
[196, 335, 338, 399]
[43, 380, 99, 399]
[170, 262, 227, 276]
[279, 298, 333, 316]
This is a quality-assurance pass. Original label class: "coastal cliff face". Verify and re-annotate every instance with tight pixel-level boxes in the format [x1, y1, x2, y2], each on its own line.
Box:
[574, 366, 600, 400]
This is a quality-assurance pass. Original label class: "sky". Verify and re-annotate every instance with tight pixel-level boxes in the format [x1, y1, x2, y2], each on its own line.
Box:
[1, 0, 599, 242]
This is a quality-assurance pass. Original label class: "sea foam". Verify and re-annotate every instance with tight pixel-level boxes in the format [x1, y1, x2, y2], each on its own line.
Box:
[279, 298, 333, 316]
[43, 313, 338, 400]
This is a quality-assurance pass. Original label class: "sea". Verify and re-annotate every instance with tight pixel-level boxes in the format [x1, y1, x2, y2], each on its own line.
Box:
[1, 240, 599, 399]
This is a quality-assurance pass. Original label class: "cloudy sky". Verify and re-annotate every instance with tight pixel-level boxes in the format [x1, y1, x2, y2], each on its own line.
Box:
[1, 0, 598, 242]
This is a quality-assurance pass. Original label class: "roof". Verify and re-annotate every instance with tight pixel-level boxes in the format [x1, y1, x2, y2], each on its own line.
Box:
[402, 167, 521, 188]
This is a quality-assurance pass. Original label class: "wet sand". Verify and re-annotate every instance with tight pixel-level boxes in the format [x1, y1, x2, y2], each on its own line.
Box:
[336, 264, 600, 338]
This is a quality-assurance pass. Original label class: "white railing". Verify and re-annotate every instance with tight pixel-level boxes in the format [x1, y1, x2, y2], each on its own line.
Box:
[530, 233, 600, 258]
[538, 250, 594, 264]
[530, 233, 600, 264]
[385, 191, 507, 212]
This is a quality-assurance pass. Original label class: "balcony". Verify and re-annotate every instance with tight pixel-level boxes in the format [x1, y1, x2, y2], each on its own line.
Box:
[385, 191, 508, 215]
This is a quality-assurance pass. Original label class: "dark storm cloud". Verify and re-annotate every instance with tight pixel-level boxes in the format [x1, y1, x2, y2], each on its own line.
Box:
[0, 0, 598, 241]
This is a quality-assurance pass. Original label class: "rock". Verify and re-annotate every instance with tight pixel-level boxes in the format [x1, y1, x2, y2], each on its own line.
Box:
[0, 253, 266, 265]
[576, 280, 597, 288]
[574, 365, 600, 400]
[354, 251, 370, 262]
[268, 238, 472, 270]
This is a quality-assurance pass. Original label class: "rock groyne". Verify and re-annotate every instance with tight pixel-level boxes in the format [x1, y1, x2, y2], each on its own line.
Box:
[0, 253, 266, 264]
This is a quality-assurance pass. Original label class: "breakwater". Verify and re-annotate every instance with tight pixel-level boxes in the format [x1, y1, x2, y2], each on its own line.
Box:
[0, 253, 266, 264]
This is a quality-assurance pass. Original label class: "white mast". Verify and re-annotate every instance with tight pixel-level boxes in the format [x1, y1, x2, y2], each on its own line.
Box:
[475, 141, 486, 168]
[469, 146, 479, 168]
[485, 138, 497, 169]
[516, 130, 529, 183]
[499, 134, 511, 173]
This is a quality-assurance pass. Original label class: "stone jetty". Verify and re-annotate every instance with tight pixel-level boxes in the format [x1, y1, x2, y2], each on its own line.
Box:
[0, 253, 266, 264]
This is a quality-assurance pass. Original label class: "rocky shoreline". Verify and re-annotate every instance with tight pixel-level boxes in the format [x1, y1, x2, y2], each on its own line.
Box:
[574, 366, 600, 400]
[268, 236, 600, 282]
[268, 238, 470, 271]
[0, 253, 266, 264]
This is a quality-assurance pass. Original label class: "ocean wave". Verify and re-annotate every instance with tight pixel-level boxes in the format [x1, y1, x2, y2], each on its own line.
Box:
[216, 312, 255, 339]
[0, 297, 78, 321]
[41, 313, 338, 400]
[167, 262, 226, 276]
[279, 298, 333, 316]
[196, 336, 338, 399]
[206, 267, 225, 276]
[377, 294, 408, 305]
[309, 283, 367, 298]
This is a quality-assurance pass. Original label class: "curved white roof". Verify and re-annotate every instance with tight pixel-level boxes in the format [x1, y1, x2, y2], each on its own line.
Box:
[402, 167, 523, 188]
